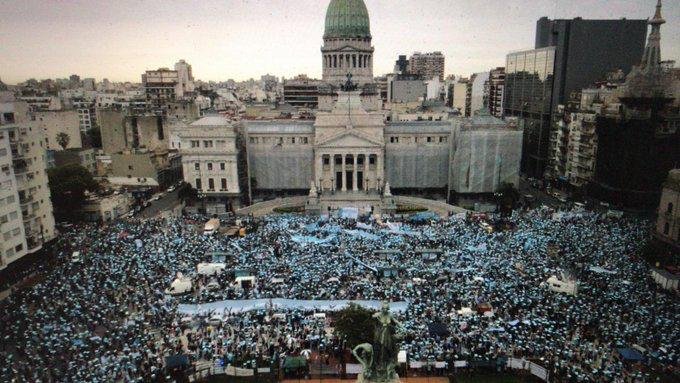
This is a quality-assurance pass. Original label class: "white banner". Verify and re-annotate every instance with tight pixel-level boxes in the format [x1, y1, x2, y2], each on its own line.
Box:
[529, 362, 548, 381]
[346, 363, 363, 374]
[508, 358, 528, 370]
[453, 360, 468, 367]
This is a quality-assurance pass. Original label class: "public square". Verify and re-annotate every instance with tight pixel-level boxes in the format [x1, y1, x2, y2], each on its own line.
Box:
[1, 206, 678, 382]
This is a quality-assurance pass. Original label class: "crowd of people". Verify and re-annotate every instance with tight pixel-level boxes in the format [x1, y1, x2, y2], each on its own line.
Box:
[0, 206, 678, 382]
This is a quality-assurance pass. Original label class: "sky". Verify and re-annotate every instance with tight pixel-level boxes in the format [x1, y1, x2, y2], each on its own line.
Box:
[0, 0, 678, 84]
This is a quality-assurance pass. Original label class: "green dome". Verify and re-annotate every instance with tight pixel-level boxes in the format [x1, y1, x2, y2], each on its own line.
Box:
[324, 0, 371, 39]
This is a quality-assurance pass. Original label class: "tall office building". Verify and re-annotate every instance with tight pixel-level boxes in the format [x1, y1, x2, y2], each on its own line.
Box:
[504, 16, 647, 177]
[408, 52, 445, 81]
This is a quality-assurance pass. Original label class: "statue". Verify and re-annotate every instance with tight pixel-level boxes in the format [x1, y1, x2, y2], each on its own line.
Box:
[383, 182, 392, 197]
[342, 73, 358, 91]
[352, 302, 402, 382]
[309, 181, 318, 198]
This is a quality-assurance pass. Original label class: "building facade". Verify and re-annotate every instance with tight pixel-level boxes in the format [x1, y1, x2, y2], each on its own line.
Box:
[408, 52, 445, 82]
[0, 99, 56, 270]
[504, 47, 556, 177]
[506, 16, 647, 177]
[487, 67, 505, 117]
[178, 116, 241, 214]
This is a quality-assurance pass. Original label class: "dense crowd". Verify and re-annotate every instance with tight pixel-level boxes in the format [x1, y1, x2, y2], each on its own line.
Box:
[0, 206, 678, 382]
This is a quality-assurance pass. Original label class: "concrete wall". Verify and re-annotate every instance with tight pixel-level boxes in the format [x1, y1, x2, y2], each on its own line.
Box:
[34, 110, 82, 150]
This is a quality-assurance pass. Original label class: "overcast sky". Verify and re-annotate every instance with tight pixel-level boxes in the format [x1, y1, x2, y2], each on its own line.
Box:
[0, 0, 678, 84]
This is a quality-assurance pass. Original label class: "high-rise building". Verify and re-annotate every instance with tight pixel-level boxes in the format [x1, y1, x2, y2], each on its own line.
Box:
[504, 47, 556, 176]
[321, 0, 374, 87]
[0, 98, 56, 271]
[505, 16, 647, 177]
[408, 52, 445, 81]
[487, 67, 505, 117]
[174, 59, 195, 99]
[142, 68, 179, 108]
[283, 75, 321, 109]
[468, 72, 490, 115]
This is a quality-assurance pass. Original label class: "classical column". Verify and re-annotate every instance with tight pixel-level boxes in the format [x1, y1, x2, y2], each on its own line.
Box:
[376, 152, 383, 190]
[331, 154, 336, 192]
[316, 154, 322, 191]
[352, 154, 358, 192]
[341, 154, 347, 192]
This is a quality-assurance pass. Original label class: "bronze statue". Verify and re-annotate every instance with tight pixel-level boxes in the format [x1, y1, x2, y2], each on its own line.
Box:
[352, 302, 402, 382]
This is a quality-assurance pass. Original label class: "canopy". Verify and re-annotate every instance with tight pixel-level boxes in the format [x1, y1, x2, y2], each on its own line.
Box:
[617, 348, 643, 361]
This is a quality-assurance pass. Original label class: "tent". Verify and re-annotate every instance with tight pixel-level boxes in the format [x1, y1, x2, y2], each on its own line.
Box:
[165, 354, 190, 369]
[617, 348, 644, 362]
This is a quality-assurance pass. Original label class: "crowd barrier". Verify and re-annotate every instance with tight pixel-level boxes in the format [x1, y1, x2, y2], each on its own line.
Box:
[188, 357, 550, 382]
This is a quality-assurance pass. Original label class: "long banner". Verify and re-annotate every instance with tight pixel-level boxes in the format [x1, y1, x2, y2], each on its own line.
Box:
[178, 299, 408, 315]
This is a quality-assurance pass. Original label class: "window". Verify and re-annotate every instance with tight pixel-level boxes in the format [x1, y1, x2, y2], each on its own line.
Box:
[208, 178, 215, 190]
[9, 211, 17, 220]
[3, 231, 10, 241]
[221, 178, 227, 190]
[335, 156, 342, 165]
[439, 136, 448, 143]
[0, 215, 7, 224]
[664, 222, 670, 235]
[427, 137, 433, 143]
[249, 137, 256, 144]
[195, 178, 202, 190]
[15, 244, 23, 252]
[194, 163, 200, 170]
[667, 203, 674, 214]
[291, 137, 296, 144]
[207, 163, 213, 171]
[302, 137, 308, 144]
[128, 165, 133, 170]
[357, 156, 364, 165]
[323, 157, 330, 165]
[191, 140, 200, 148]
[12, 228, 20, 236]
[0, 148, 6, 157]
[203, 140, 213, 148]
[369, 156, 376, 165]
[220, 163, 226, 170]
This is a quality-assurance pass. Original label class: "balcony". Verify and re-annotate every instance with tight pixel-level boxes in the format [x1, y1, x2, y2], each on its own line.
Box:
[19, 194, 33, 205]
[13, 159, 28, 174]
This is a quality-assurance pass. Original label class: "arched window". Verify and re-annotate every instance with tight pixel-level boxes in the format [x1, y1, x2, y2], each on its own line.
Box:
[667, 202, 674, 214]
[663, 222, 670, 235]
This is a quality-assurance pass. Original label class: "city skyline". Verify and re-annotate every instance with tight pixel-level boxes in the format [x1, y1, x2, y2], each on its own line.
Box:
[1, 0, 678, 84]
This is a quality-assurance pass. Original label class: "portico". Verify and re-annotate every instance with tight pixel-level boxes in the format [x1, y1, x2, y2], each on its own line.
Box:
[316, 151, 384, 192]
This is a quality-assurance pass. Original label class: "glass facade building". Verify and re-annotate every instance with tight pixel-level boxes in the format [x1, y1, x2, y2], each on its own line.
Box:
[503, 47, 556, 177]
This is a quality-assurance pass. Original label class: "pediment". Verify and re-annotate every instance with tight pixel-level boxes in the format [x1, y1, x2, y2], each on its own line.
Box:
[317, 129, 383, 148]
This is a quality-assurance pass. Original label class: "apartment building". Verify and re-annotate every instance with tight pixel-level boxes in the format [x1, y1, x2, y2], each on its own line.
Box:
[0, 99, 56, 270]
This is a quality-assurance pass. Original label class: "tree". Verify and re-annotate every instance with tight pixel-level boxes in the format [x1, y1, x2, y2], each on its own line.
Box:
[333, 304, 376, 351]
[56, 132, 70, 150]
[86, 127, 102, 148]
[47, 164, 98, 221]
[497, 182, 520, 218]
